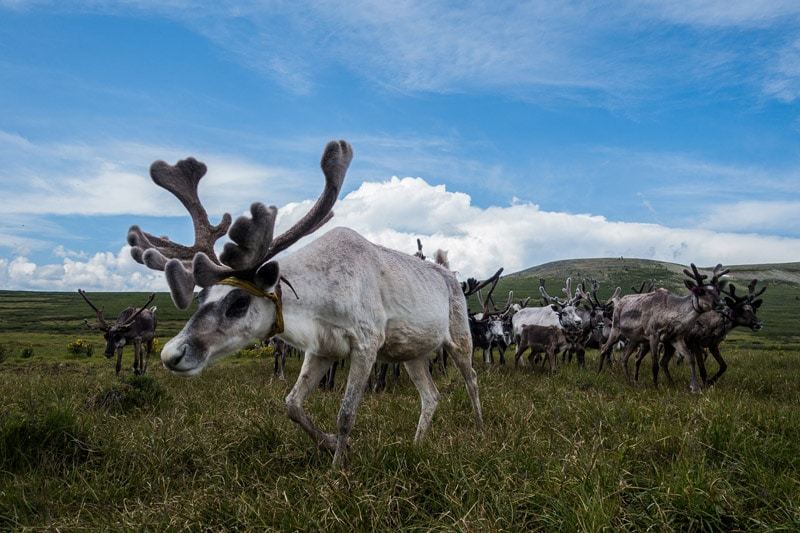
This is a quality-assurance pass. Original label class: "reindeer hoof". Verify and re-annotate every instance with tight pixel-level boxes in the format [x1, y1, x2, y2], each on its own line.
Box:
[317, 433, 338, 452]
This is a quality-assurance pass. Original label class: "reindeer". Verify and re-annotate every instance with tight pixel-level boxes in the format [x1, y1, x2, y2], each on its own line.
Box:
[78, 290, 157, 375]
[562, 280, 618, 367]
[634, 279, 765, 386]
[126, 140, 482, 466]
[511, 278, 584, 367]
[599, 264, 729, 393]
[373, 238, 451, 391]
[513, 324, 568, 372]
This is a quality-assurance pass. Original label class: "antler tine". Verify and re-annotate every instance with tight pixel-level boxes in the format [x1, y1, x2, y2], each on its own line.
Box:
[539, 279, 562, 305]
[463, 268, 504, 297]
[748, 279, 766, 299]
[710, 263, 730, 286]
[128, 157, 232, 267]
[119, 293, 156, 328]
[77, 289, 109, 330]
[263, 140, 352, 261]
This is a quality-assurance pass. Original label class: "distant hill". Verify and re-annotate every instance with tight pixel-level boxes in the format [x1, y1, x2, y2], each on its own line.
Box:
[1, 258, 797, 340]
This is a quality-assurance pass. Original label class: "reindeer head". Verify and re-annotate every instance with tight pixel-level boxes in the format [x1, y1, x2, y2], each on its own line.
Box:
[578, 279, 619, 340]
[539, 277, 583, 329]
[127, 141, 352, 375]
[683, 263, 729, 314]
[722, 279, 766, 331]
[78, 290, 155, 357]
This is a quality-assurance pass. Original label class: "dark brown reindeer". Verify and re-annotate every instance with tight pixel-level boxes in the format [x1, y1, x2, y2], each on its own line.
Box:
[562, 280, 618, 367]
[635, 279, 765, 387]
[78, 290, 157, 375]
[514, 324, 568, 372]
[599, 264, 729, 393]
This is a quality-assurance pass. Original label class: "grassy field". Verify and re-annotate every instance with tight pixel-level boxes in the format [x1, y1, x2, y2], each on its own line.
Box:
[1, 259, 799, 530]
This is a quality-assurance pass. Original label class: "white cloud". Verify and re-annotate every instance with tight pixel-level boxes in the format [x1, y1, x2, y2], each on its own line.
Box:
[701, 200, 800, 234]
[6, 175, 800, 290]
[0, 246, 167, 291]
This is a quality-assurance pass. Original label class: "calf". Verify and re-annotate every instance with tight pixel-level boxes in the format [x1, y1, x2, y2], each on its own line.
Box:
[514, 324, 568, 372]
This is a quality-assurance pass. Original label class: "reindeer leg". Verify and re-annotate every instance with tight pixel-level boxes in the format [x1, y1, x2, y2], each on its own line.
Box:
[405, 358, 440, 443]
[286, 353, 337, 451]
[706, 344, 727, 386]
[134, 339, 142, 375]
[634, 344, 648, 382]
[375, 363, 388, 392]
[333, 349, 377, 467]
[676, 339, 702, 394]
[143, 339, 153, 375]
[598, 331, 620, 374]
[695, 345, 709, 385]
[115, 347, 123, 376]
[498, 343, 506, 366]
[660, 343, 675, 387]
[621, 341, 638, 384]
[447, 340, 484, 431]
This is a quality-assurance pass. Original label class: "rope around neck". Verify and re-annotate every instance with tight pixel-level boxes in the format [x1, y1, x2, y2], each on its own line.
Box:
[217, 277, 284, 338]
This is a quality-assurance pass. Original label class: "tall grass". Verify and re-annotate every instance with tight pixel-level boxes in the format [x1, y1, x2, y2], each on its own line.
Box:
[0, 341, 798, 530]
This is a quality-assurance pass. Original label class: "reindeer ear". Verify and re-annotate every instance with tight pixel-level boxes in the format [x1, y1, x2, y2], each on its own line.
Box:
[255, 261, 280, 291]
[550, 304, 560, 312]
[684, 279, 696, 291]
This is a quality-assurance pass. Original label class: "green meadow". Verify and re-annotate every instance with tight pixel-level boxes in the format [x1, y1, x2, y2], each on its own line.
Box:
[1, 258, 798, 530]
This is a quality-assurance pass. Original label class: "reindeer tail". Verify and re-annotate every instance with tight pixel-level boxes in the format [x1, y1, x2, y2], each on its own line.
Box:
[433, 249, 450, 270]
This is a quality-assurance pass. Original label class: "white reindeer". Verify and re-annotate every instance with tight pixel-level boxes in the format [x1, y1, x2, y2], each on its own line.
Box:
[127, 141, 483, 466]
[511, 278, 584, 347]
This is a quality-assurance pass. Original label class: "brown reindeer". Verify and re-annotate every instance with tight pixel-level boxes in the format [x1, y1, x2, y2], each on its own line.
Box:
[635, 279, 765, 387]
[514, 324, 568, 372]
[78, 290, 157, 375]
[599, 264, 729, 393]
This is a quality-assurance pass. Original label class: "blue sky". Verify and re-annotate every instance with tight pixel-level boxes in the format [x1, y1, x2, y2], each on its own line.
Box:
[1, 1, 799, 290]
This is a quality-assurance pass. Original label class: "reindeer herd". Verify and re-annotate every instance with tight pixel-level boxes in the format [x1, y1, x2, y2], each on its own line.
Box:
[73, 140, 766, 465]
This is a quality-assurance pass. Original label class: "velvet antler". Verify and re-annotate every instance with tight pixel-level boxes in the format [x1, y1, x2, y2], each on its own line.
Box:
[128, 140, 353, 309]
[78, 289, 109, 332]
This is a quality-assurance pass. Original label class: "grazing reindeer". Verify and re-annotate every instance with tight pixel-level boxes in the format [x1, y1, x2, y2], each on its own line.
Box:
[514, 324, 568, 372]
[635, 279, 765, 386]
[127, 140, 482, 466]
[78, 290, 157, 375]
[599, 264, 729, 393]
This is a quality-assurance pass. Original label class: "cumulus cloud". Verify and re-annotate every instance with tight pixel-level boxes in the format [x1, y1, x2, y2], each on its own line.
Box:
[701, 201, 800, 235]
[6, 175, 800, 290]
[0, 246, 167, 291]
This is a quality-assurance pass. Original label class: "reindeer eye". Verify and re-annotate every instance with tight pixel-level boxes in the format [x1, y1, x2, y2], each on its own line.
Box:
[226, 296, 250, 319]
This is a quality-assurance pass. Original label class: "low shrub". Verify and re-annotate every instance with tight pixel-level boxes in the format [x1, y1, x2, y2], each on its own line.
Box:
[67, 338, 93, 357]
[235, 343, 274, 359]
[85, 374, 169, 414]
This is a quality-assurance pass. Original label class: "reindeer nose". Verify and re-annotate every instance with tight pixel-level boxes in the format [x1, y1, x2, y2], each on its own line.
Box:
[164, 344, 187, 370]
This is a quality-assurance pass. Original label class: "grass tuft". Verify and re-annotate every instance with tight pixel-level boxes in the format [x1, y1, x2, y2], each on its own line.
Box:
[85, 374, 169, 413]
[0, 406, 94, 474]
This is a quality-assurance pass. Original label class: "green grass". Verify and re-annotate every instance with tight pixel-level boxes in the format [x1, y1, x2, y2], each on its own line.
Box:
[1, 260, 799, 530]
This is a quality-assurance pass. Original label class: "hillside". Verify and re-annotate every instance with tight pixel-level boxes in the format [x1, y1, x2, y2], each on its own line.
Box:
[1, 258, 798, 340]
